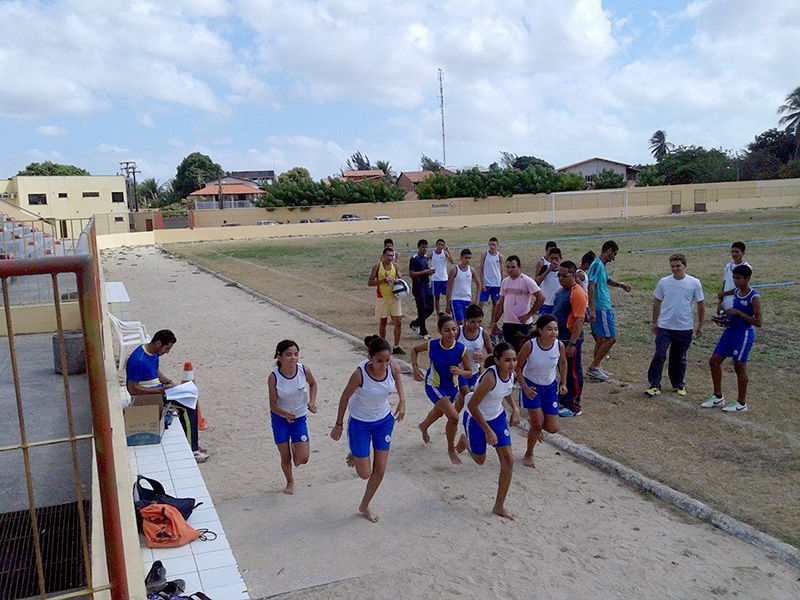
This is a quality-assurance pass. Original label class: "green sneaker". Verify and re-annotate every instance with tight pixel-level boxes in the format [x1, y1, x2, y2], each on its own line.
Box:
[674, 388, 687, 397]
[700, 395, 724, 408]
[722, 401, 747, 412]
[645, 387, 661, 397]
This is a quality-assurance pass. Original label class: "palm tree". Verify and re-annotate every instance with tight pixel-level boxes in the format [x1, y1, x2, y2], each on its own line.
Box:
[137, 178, 166, 208]
[649, 130, 673, 162]
[376, 160, 396, 182]
[777, 86, 800, 158]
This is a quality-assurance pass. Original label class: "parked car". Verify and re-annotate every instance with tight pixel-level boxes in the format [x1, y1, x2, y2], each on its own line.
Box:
[372, 215, 391, 221]
[256, 220, 278, 226]
[315, 218, 332, 223]
[341, 214, 361, 221]
[299, 218, 311, 224]
[222, 222, 241, 227]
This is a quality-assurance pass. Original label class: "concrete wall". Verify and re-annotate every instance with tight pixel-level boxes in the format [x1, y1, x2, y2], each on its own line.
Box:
[0, 303, 82, 336]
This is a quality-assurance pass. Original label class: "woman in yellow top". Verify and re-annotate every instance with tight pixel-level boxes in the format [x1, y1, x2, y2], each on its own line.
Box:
[369, 248, 405, 355]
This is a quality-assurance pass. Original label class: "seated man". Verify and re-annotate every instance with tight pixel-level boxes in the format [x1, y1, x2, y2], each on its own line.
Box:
[126, 329, 208, 463]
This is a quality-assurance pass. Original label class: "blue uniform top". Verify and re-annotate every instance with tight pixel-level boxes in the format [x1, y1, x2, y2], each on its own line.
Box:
[126, 345, 161, 388]
[729, 289, 758, 330]
[409, 253, 431, 292]
[588, 257, 612, 311]
[426, 339, 466, 393]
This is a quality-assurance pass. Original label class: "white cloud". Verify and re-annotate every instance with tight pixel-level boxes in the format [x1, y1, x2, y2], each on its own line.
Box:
[139, 114, 157, 129]
[36, 125, 67, 137]
[26, 149, 64, 162]
[91, 144, 130, 155]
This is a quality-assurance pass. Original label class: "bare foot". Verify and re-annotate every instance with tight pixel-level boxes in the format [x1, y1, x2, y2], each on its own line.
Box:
[283, 481, 295, 495]
[359, 502, 379, 523]
[493, 505, 516, 520]
[455, 434, 467, 454]
[418, 423, 431, 444]
[345, 453, 355, 468]
[523, 454, 535, 468]
[448, 449, 462, 465]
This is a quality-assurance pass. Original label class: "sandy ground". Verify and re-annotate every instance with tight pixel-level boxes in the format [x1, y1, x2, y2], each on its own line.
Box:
[103, 246, 799, 600]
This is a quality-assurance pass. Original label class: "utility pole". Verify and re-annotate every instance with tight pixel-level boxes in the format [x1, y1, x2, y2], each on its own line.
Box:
[439, 68, 446, 167]
[119, 161, 141, 211]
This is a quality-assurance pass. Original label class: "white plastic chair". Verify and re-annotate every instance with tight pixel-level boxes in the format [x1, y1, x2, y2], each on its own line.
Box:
[108, 313, 149, 370]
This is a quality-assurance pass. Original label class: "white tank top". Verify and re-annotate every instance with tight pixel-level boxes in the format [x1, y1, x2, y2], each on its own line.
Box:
[349, 359, 394, 422]
[451, 265, 473, 301]
[522, 338, 560, 385]
[458, 325, 484, 376]
[431, 250, 449, 282]
[464, 365, 515, 421]
[271, 364, 308, 418]
[577, 268, 589, 294]
[539, 258, 561, 306]
[483, 251, 501, 287]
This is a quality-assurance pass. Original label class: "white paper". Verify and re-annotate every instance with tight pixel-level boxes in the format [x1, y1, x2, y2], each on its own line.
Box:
[164, 381, 199, 410]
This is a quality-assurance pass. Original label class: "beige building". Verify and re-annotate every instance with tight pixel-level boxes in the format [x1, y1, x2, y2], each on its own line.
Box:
[558, 157, 640, 185]
[0, 175, 129, 233]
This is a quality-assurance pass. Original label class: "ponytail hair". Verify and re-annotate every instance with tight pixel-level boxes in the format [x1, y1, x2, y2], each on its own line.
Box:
[274, 339, 299, 366]
[365, 335, 392, 357]
[484, 341, 515, 368]
[522, 314, 558, 343]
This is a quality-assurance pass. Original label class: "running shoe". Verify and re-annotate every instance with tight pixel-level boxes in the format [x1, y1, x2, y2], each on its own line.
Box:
[193, 450, 209, 463]
[587, 367, 610, 381]
[645, 387, 661, 397]
[599, 368, 614, 378]
[421, 334, 431, 340]
[721, 401, 747, 412]
[392, 346, 406, 355]
[409, 322, 420, 334]
[674, 388, 687, 397]
[559, 408, 582, 417]
[145, 561, 167, 593]
[700, 395, 724, 408]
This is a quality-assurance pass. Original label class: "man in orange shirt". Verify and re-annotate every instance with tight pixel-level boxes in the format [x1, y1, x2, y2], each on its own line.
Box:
[552, 261, 588, 417]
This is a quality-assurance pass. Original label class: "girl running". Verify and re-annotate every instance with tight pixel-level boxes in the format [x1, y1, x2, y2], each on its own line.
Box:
[268, 340, 318, 494]
[330, 336, 406, 522]
[455, 342, 520, 520]
[456, 304, 493, 409]
[413, 314, 473, 465]
[516, 314, 567, 468]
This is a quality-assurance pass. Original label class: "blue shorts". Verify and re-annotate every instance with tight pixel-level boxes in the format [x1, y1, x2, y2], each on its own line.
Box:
[479, 286, 500, 302]
[451, 300, 470, 322]
[538, 304, 554, 315]
[433, 281, 448, 297]
[270, 413, 309, 445]
[592, 308, 617, 339]
[458, 372, 479, 391]
[519, 378, 559, 416]
[426, 383, 458, 404]
[713, 328, 755, 363]
[463, 411, 512, 456]
[348, 413, 395, 459]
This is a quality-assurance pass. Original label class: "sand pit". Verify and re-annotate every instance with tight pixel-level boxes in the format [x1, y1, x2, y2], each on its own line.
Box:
[103, 246, 799, 600]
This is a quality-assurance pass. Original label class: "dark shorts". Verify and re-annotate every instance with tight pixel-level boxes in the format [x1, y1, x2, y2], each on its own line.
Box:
[713, 328, 755, 363]
[433, 281, 448, 297]
[479, 286, 501, 302]
[463, 411, 512, 456]
[519, 378, 559, 416]
[348, 413, 394, 458]
[270, 413, 309, 445]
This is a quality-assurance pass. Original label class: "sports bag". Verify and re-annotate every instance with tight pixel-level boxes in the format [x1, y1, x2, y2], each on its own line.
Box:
[141, 504, 203, 548]
[135, 475, 203, 519]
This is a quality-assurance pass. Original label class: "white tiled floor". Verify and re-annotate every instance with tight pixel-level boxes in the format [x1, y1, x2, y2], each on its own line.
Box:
[124, 388, 249, 600]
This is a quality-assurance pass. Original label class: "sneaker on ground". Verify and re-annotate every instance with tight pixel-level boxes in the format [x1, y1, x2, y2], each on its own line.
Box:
[700, 395, 724, 408]
[144, 560, 167, 593]
[645, 387, 661, 397]
[587, 367, 610, 381]
[392, 346, 406, 355]
[409, 322, 420, 334]
[599, 368, 614, 378]
[193, 450, 209, 463]
[674, 388, 687, 397]
[722, 401, 747, 412]
[421, 334, 431, 340]
[559, 408, 582, 417]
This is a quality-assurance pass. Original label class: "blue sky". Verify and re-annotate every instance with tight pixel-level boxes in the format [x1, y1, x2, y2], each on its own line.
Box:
[1, 0, 798, 182]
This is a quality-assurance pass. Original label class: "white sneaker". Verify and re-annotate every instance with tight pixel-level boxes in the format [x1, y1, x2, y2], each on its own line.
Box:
[599, 368, 614, 378]
[700, 395, 724, 408]
[587, 367, 610, 381]
[193, 450, 210, 463]
[721, 401, 747, 412]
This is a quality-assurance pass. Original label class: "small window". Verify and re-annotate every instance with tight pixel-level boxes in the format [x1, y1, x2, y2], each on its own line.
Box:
[112, 192, 124, 203]
[58, 192, 68, 198]
[114, 216, 124, 222]
[82, 191, 100, 198]
[28, 193, 47, 205]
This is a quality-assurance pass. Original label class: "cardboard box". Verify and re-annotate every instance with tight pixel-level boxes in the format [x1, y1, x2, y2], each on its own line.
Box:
[123, 395, 165, 446]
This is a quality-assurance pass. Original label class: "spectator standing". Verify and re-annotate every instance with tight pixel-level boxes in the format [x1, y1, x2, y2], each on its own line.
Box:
[490, 255, 545, 351]
[409, 239, 435, 339]
[551, 261, 588, 416]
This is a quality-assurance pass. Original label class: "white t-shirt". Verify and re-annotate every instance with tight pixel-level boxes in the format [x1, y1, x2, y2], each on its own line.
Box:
[654, 274, 704, 331]
[722, 261, 751, 310]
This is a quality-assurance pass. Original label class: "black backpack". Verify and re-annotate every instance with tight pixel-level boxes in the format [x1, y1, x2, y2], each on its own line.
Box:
[134, 475, 203, 531]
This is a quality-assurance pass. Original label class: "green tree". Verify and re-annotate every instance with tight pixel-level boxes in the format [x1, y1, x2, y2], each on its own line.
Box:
[657, 146, 735, 184]
[420, 154, 442, 172]
[173, 152, 224, 199]
[777, 86, 800, 158]
[740, 149, 783, 180]
[649, 130, 673, 162]
[17, 161, 90, 176]
[778, 159, 800, 179]
[635, 165, 666, 187]
[345, 151, 372, 171]
[592, 168, 625, 189]
[499, 152, 554, 171]
[275, 167, 312, 184]
[375, 160, 396, 182]
[137, 178, 168, 208]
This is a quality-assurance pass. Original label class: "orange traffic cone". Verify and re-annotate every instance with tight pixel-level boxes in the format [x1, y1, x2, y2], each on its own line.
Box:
[182, 362, 209, 430]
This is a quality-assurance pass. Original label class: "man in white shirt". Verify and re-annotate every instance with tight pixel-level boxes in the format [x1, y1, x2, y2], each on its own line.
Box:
[646, 253, 705, 397]
[718, 241, 750, 313]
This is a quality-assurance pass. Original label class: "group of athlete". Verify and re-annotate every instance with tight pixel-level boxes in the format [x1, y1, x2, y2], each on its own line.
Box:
[266, 236, 761, 522]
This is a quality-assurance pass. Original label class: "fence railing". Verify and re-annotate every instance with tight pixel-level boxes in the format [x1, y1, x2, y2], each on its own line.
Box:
[0, 217, 128, 600]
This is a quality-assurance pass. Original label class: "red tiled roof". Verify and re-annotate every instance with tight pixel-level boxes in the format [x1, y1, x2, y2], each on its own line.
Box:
[189, 184, 264, 196]
[400, 171, 434, 183]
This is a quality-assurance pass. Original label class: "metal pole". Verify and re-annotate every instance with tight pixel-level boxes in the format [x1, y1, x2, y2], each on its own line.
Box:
[439, 68, 446, 167]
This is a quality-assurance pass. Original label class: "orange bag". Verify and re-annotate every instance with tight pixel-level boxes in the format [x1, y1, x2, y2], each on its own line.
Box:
[141, 503, 202, 548]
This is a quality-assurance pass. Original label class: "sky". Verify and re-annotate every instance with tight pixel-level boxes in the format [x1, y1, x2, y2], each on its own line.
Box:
[0, 0, 798, 182]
